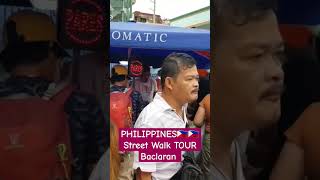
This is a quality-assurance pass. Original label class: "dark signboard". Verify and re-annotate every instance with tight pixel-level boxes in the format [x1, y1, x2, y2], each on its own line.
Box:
[58, 0, 107, 50]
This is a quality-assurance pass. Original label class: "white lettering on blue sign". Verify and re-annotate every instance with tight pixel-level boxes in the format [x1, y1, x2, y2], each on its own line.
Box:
[154, 33, 158, 42]
[122, 32, 132, 40]
[160, 33, 167, 42]
[111, 31, 168, 43]
[144, 32, 152, 42]
[134, 33, 142, 41]
[112, 31, 121, 40]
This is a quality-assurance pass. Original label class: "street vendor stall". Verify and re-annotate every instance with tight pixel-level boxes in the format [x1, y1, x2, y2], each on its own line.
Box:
[110, 22, 210, 69]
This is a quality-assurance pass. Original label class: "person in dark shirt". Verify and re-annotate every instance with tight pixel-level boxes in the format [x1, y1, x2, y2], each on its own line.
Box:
[0, 10, 107, 180]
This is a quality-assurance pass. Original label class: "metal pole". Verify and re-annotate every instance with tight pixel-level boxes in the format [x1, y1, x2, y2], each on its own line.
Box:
[122, 0, 125, 22]
[129, 0, 132, 20]
[153, 0, 156, 23]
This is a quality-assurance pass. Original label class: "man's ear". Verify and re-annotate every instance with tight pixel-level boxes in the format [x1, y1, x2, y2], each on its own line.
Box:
[165, 77, 174, 91]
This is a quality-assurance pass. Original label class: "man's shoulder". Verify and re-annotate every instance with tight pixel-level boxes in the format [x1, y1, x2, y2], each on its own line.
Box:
[134, 103, 165, 126]
[145, 98, 165, 111]
[301, 102, 320, 121]
[138, 102, 160, 116]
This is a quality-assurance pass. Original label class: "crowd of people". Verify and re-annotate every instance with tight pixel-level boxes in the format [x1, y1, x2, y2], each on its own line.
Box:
[109, 53, 211, 180]
[2, 0, 319, 180]
[109, 1, 320, 179]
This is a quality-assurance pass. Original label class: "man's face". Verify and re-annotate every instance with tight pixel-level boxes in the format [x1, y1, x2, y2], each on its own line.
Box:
[172, 65, 199, 104]
[213, 11, 284, 130]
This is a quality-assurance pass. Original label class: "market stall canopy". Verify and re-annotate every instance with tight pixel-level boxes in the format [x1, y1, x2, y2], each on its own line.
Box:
[110, 22, 210, 69]
[110, 22, 210, 51]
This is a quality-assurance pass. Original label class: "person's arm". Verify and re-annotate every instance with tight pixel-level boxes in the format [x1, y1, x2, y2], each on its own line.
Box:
[193, 106, 206, 127]
[270, 141, 304, 180]
[270, 103, 318, 180]
[137, 170, 152, 180]
[134, 154, 154, 180]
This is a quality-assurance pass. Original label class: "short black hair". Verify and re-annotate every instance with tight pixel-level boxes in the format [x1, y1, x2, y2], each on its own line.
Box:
[110, 75, 127, 84]
[110, 67, 128, 84]
[160, 52, 197, 88]
[213, 0, 278, 42]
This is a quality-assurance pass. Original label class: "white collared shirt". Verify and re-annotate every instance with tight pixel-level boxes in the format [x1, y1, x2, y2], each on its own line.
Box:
[133, 93, 188, 180]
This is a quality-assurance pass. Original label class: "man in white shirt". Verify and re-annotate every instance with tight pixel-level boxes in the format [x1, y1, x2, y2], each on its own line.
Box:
[134, 65, 158, 103]
[210, 0, 285, 179]
[133, 53, 199, 180]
